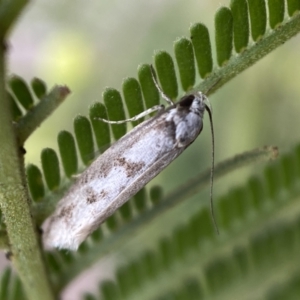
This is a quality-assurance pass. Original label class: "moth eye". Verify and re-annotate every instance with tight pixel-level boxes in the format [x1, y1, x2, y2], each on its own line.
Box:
[179, 136, 187, 144]
[179, 94, 195, 107]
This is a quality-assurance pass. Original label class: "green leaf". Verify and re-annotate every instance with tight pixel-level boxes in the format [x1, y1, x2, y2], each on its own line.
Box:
[268, 0, 285, 29]
[89, 102, 111, 152]
[74, 115, 94, 165]
[30, 78, 47, 100]
[133, 188, 147, 212]
[174, 37, 195, 91]
[190, 23, 213, 78]
[103, 88, 126, 140]
[57, 130, 78, 178]
[230, 0, 249, 53]
[118, 201, 133, 221]
[7, 91, 22, 120]
[0, 268, 27, 300]
[287, 0, 300, 16]
[8, 75, 34, 110]
[26, 164, 45, 202]
[106, 214, 119, 231]
[215, 7, 233, 66]
[137, 64, 160, 110]
[0, 268, 11, 300]
[16, 85, 70, 144]
[41, 148, 60, 190]
[149, 186, 163, 205]
[154, 51, 178, 100]
[248, 0, 267, 41]
[122, 77, 145, 126]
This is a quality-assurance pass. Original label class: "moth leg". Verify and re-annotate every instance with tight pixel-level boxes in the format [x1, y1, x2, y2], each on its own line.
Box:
[96, 104, 165, 124]
[150, 65, 174, 106]
[71, 173, 82, 179]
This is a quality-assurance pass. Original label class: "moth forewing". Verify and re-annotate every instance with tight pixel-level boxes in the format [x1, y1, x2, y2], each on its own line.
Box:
[43, 91, 209, 250]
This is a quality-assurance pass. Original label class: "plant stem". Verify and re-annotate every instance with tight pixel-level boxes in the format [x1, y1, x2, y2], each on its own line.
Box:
[16, 85, 71, 144]
[0, 0, 29, 38]
[0, 42, 54, 299]
[194, 12, 300, 95]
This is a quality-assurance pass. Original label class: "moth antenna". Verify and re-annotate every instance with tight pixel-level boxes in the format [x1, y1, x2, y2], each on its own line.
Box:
[96, 104, 165, 124]
[205, 102, 219, 234]
[150, 65, 174, 105]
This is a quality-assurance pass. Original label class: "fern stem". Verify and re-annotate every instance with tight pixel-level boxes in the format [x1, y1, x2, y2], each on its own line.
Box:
[193, 12, 300, 95]
[0, 43, 54, 299]
[0, 0, 29, 38]
[15, 85, 70, 145]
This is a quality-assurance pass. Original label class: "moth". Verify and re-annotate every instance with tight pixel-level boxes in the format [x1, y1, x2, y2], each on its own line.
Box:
[43, 66, 217, 250]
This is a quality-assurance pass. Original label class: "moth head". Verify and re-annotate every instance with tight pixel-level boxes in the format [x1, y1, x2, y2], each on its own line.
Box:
[178, 92, 210, 117]
[193, 92, 210, 114]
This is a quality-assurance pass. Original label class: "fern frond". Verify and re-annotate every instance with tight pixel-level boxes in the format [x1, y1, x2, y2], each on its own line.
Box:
[85, 215, 300, 299]
[122, 77, 145, 127]
[174, 37, 195, 91]
[287, 0, 300, 16]
[57, 131, 78, 178]
[231, 0, 249, 53]
[82, 144, 300, 299]
[74, 115, 95, 165]
[137, 64, 160, 110]
[0, 268, 26, 300]
[215, 7, 234, 66]
[7, 75, 71, 144]
[30, 1, 300, 215]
